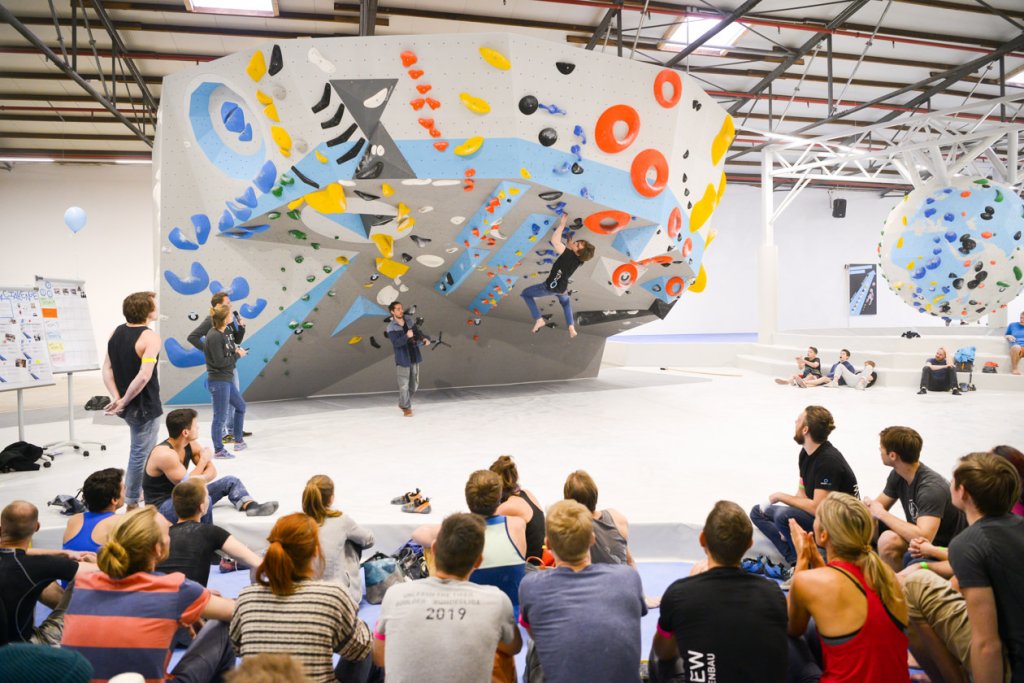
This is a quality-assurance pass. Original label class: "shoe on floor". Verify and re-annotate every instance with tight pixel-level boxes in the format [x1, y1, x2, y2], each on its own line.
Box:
[401, 496, 432, 514]
[233, 441, 248, 452]
[765, 559, 794, 582]
[952, 388, 962, 395]
[855, 377, 867, 390]
[245, 501, 279, 517]
[741, 556, 766, 575]
[917, 388, 927, 395]
[214, 449, 235, 459]
[390, 488, 421, 505]
[774, 378, 789, 385]
[221, 434, 235, 444]
[219, 558, 238, 573]
[242, 431, 252, 437]
[402, 408, 413, 417]
[795, 377, 807, 388]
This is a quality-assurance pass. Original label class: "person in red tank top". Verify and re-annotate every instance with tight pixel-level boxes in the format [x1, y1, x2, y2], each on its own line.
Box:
[787, 492, 911, 683]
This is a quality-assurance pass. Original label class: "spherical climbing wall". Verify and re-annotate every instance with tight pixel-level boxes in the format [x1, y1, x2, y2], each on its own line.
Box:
[879, 176, 1024, 322]
[156, 33, 735, 403]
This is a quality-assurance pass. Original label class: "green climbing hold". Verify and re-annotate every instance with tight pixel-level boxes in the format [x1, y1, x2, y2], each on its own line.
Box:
[323, 265, 333, 274]
[262, 358, 268, 363]
[313, 307, 319, 312]
[1015, 265, 1022, 280]
[282, 286, 288, 291]
[997, 281, 1010, 288]
[294, 255, 304, 264]
[288, 229, 307, 240]
[306, 275, 316, 283]
[288, 321, 299, 330]
[268, 211, 281, 220]
[278, 306, 284, 311]
[282, 357, 288, 362]
[327, 290, 337, 297]
[280, 174, 295, 186]
[311, 242, 321, 250]
[995, 189, 1004, 203]
[280, 267, 286, 272]
[974, 179, 989, 185]
[287, 210, 301, 220]
[301, 294, 311, 301]
[274, 340, 280, 346]
[271, 186, 284, 197]
[302, 321, 314, 329]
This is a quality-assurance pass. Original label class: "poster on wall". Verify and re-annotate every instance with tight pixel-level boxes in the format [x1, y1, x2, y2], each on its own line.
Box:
[35, 276, 100, 373]
[847, 264, 877, 316]
[0, 286, 56, 391]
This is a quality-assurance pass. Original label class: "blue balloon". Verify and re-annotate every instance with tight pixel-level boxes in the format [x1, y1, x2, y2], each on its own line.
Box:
[64, 206, 87, 233]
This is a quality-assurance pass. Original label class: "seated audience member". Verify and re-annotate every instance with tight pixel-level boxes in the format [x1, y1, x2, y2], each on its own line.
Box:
[749, 406, 859, 576]
[519, 499, 646, 683]
[775, 346, 823, 386]
[490, 455, 546, 566]
[650, 501, 787, 683]
[63, 468, 124, 554]
[157, 478, 263, 586]
[788, 493, 910, 683]
[904, 453, 1024, 683]
[918, 346, 961, 395]
[1005, 310, 1024, 375]
[563, 469, 634, 567]
[992, 444, 1024, 517]
[62, 506, 236, 683]
[863, 426, 966, 572]
[143, 407, 277, 524]
[1, 501, 96, 646]
[226, 654, 313, 683]
[829, 360, 878, 390]
[0, 643, 93, 683]
[374, 513, 521, 683]
[302, 474, 375, 605]
[230, 513, 374, 683]
[802, 349, 856, 387]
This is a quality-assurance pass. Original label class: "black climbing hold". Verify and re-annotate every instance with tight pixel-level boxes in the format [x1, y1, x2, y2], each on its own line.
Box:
[683, 149, 690, 159]
[312, 83, 331, 113]
[401, 253, 413, 263]
[556, 61, 575, 75]
[682, 173, 688, 183]
[290, 166, 319, 189]
[187, 312, 199, 321]
[370, 274, 380, 281]
[370, 336, 381, 349]
[335, 138, 365, 164]
[368, 215, 393, 226]
[571, 217, 583, 229]
[269, 44, 283, 76]
[519, 95, 539, 116]
[1015, 231, 1022, 240]
[411, 235, 431, 247]
[320, 102, 346, 129]
[354, 190, 380, 201]
[355, 155, 384, 179]
[326, 123, 357, 147]
[538, 191, 563, 201]
[445, 272, 455, 285]
[539, 128, 557, 147]
[571, 163, 584, 174]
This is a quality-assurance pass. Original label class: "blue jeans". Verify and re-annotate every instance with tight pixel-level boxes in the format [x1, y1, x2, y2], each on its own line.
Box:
[521, 283, 574, 327]
[209, 379, 245, 453]
[396, 363, 419, 410]
[749, 504, 816, 565]
[222, 368, 240, 437]
[169, 620, 235, 683]
[157, 475, 253, 524]
[123, 413, 162, 506]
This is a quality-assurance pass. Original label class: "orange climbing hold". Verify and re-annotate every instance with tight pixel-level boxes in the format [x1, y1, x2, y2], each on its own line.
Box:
[410, 99, 425, 110]
[584, 210, 631, 235]
[666, 276, 685, 297]
[426, 98, 441, 110]
[401, 51, 418, 67]
[613, 263, 639, 288]
[630, 148, 669, 198]
[595, 105, 640, 154]
[667, 207, 683, 239]
[408, 69, 424, 79]
[653, 69, 682, 108]
[418, 118, 434, 129]
[465, 169, 476, 177]
[429, 128, 442, 138]
[416, 84, 432, 94]
[434, 141, 449, 152]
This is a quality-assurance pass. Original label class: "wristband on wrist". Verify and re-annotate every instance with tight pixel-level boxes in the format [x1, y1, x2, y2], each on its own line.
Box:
[920, 561, 930, 571]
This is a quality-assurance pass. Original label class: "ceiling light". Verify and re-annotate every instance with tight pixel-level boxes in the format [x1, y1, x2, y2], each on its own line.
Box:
[1007, 67, 1024, 86]
[0, 157, 56, 163]
[660, 17, 747, 56]
[184, 0, 278, 17]
[114, 159, 153, 165]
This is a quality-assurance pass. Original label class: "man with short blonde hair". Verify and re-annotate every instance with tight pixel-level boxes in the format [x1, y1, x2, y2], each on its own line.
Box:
[518, 500, 647, 683]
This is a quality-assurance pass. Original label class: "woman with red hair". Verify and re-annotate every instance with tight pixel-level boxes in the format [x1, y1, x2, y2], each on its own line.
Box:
[229, 513, 374, 682]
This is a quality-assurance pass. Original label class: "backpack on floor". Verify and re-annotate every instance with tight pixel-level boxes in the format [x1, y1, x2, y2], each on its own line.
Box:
[361, 552, 406, 604]
[0, 441, 44, 473]
[394, 540, 429, 580]
[954, 346, 976, 365]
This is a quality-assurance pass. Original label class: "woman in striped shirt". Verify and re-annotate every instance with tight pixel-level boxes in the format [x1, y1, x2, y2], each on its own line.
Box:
[230, 513, 374, 682]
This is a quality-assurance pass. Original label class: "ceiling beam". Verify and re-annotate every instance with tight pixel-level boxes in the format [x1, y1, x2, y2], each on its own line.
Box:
[586, 7, 619, 50]
[87, 0, 158, 116]
[334, 2, 598, 34]
[0, 70, 163, 85]
[0, 131, 142, 141]
[0, 113, 151, 124]
[0, 147, 152, 159]
[894, 0, 1024, 21]
[99, 1, 390, 27]
[0, 44, 218, 63]
[358, 0, 377, 37]
[664, 0, 762, 67]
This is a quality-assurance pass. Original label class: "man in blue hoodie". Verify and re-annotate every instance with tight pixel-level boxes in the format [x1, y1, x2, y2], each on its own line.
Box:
[386, 301, 429, 417]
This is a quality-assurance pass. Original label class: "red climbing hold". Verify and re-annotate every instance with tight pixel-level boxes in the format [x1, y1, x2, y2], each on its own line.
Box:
[410, 98, 425, 110]
[465, 169, 476, 177]
[408, 69, 424, 79]
[401, 51, 418, 67]
[434, 141, 449, 152]
[426, 98, 441, 110]
[429, 128, 442, 138]
[418, 118, 435, 129]
[416, 84, 432, 94]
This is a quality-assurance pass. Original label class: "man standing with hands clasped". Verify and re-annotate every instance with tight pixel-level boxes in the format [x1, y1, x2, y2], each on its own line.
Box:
[387, 301, 428, 417]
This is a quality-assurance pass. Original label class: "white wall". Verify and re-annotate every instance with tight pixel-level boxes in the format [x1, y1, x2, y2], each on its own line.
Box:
[0, 163, 156, 359]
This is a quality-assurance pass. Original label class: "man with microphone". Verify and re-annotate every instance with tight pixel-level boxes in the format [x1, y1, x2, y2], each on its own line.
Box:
[187, 292, 250, 442]
[386, 301, 429, 417]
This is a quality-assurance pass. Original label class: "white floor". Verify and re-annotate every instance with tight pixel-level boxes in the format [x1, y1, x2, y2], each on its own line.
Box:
[4, 366, 1022, 560]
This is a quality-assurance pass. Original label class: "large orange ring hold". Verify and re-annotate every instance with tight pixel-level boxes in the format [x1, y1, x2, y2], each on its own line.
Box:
[613, 263, 639, 288]
[666, 276, 685, 297]
[667, 207, 683, 239]
[595, 104, 640, 154]
[584, 210, 631, 235]
[631, 149, 669, 198]
[654, 69, 682, 108]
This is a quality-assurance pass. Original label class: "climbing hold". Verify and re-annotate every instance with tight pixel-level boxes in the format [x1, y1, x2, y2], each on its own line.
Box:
[595, 104, 640, 153]
[613, 263, 639, 288]
[268, 44, 283, 76]
[454, 136, 484, 157]
[667, 207, 683, 239]
[263, 103, 280, 122]
[584, 210, 631, 235]
[376, 258, 409, 279]
[556, 61, 575, 75]
[538, 191, 563, 201]
[426, 98, 441, 110]
[401, 50, 417, 67]
[246, 51, 267, 82]
[372, 233, 395, 258]
[653, 69, 682, 108]
[256, 90, 273, 105]
[520, 167, 531, 179]
[408, 69, 424, 79]
[630, 148, 669, 198]
[689, 265, 708, 293]
[348, 336, 362, 345]
[416, 84, 432, 94]
[417, 117, 435, 129]
[538, 128, 558, 147]
[315, 150, 328, 163]
[459, 92, 491, 114]
[479, 46, 511, 70]
[304, 183, 347, 214]
[434, 141, 449, 152]
[270, 125, 293, 152]
[711, 115, 735, 166]
[382, 183, 394, 197]
[690, 184, 717, 232]
[519, 95, 539, 116]
[410, 98, 425, 110]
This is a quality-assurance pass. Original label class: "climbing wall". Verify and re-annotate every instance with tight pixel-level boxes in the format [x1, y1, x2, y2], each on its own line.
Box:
[156, 33, 734, 404]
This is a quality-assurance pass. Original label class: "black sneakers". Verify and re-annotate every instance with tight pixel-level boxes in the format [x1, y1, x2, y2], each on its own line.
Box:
[245, 501, 279, 517]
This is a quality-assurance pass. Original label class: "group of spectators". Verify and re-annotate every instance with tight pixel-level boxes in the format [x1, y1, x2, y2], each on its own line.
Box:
[1, 404, 1021, 683]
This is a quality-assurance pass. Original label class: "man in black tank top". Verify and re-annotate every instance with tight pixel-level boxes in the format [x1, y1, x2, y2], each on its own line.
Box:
[101, 292, 163, 509]
[520, 214, 595, 339]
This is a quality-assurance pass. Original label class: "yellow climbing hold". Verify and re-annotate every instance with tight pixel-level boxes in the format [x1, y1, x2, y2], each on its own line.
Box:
[906, 261, 915, 271]
[246, 51, 267, 82]
[479, 47, 511, 70]
[716, 171, 727, 204]
[711, 115, 735, 166]
[901, 215, 907, 226]
[372, 234, 394, 259]
[459, 92, 491, 114]
[304, 182, 347, 214]
[256, 90, 273, 105]
[689, 265, 708, 293]
[348, 336, 362, 345]
[398, 217, 415, 232]
[382, 183, 394, 197]
[892, 281, 904, 290]
[897, 237, 904, 249]
[454, 136, 484, 157]
[705, 229, 718, 250]
[263, 103, 280, 122]
[287, 198, 304, 211]
[315, 150, 328, 164]
[376, 258, 409, 279]
[271, 126, 292, 152]
[509, 187, 520, 196]
[689, 184, 717, 233]
[335, 255, 350, 264]
[520, 167, 531, 179]
[397, 202, 410, 219]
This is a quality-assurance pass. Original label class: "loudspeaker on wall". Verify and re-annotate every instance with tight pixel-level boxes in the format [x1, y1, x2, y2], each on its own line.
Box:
[832, 198, 847, 218]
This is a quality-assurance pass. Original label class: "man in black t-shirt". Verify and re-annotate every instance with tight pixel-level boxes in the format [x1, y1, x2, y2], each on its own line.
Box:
[157, 479, 263, 586]
[650, 501, 788, 683]
[520, 213, 595, 338]
[864, 426, 966, 572]
[918, 346, 960, 395]
[749, 406, 859, 572]
[0, 501, 95, 645]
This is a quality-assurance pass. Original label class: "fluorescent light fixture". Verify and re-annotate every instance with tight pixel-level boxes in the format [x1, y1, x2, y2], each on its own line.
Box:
[185, 0, 278, 17]
[114, 159, 153, 165]
[0, 156, 56, 163]
[1007, 67, 1024, 86]
[660, 17, 747, 55]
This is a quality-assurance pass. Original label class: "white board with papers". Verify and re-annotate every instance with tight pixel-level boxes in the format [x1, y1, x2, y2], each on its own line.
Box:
[35, 276, 100, 373]
[0, 286, 56, 392]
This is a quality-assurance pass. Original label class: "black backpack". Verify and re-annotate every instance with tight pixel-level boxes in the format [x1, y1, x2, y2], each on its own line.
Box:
[0, 441, 45, 473]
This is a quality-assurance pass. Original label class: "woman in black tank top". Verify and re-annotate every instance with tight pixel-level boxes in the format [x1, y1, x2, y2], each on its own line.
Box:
[490, 456, 546, 565]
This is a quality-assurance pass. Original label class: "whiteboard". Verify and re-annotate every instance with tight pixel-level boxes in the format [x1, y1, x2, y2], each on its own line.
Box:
[35, 276, 101, 373]
[0, 286, 56, 392]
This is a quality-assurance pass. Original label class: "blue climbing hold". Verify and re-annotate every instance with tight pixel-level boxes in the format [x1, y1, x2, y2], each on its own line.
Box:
[208, 276, 251, 301]
[164, 261, 210, 295]
[943, 213, 955, 222]
[221, 102, 245, 133]
[924, 208, 936, 218]
[253, 160, 277, 193]
[192, 214, 211, 245]
[168, 227, 199, 251]
[239, 122, 253, 142]
[165, 338, 206, 368]
[239, 298, 267, 319]
[236, 187, 257, 208]
[218, 209, 234, 233]
[944, 230, 957, 242]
